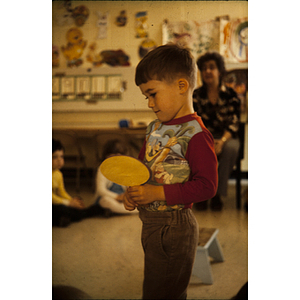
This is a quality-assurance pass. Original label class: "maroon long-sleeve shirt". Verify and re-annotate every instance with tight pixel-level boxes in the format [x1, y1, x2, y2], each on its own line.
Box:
[138, 113, 218, 211]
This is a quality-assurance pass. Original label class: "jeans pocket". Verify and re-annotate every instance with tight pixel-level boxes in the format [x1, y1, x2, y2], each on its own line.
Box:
[160, 225, 172, 259]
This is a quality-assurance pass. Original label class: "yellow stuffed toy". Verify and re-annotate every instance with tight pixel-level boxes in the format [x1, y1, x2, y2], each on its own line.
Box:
[61, 28, 87, 67]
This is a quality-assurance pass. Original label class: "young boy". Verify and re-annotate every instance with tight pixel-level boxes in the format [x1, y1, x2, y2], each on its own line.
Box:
[52, 139, 110, 226]
[124, 44, 218, 299]
[52, 139, 85, 226]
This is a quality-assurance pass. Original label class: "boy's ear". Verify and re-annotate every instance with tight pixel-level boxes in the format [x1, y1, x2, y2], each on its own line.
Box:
[177, 78, 189, 94]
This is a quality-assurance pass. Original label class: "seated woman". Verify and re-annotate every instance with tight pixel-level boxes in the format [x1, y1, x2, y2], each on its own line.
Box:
[193, 51, 241, 211]
[94, 139, 138, 215]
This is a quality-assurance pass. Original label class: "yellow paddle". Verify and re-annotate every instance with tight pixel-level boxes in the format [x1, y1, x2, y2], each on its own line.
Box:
[100, 155, 151, 186]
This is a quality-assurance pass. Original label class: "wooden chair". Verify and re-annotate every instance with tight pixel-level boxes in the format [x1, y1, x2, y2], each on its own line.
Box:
[231, 122, 246, 209]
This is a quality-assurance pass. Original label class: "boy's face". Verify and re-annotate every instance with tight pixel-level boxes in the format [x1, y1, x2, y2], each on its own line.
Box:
[52, 150, 64, 171]
[139, 79, 191, 123]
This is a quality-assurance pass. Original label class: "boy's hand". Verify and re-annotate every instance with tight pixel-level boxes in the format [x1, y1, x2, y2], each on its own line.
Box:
[123, 190, 137, 211]
[127, 184, 165, 206]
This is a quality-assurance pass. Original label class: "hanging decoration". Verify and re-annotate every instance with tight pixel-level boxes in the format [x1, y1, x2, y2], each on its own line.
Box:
[87, 43, 130, 67]
[52, 45, 60, 68]
[135, 11, 149, 38]
[138, 38, 157, 58]
[53, 1, 89, 27]
[86, 43, 103, 67]
[100, 50, 130, 66]
[54, 0, 74, 26]
[72, 5, 90, 27]
[115, 10, 127, 27]
[61, 28, 87, 67]
[96, 11, 109, 39]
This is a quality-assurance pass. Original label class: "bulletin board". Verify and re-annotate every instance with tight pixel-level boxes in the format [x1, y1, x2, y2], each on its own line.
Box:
[52, 67, 149, 112]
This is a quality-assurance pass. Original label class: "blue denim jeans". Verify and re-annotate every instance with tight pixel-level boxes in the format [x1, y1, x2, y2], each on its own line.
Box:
[139, 208, 199, 299]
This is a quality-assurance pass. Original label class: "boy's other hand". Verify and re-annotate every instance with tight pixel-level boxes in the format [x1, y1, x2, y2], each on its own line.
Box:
[123, 190, 137, 211]
[127, 184, 165, 205]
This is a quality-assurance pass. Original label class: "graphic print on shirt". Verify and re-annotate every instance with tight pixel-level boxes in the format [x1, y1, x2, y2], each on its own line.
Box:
[143, 119, 203, 211]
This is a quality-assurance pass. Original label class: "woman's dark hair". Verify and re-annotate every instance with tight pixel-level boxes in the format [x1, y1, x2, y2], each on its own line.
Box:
[101, 139, 129, 161]
[197, 51, 226, 87]
[135, 43, 197, 90]
[52, 139, 64, 154]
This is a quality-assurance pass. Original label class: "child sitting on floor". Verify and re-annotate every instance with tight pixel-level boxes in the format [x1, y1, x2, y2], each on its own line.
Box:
[52, 138, 108, 227]
[52, 138, 86, 226]
[94, 139, 138, 215]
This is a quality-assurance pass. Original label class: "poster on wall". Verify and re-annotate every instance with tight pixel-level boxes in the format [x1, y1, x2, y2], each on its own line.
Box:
[220, 18, 248, 63]
[163, 18, 248, 64]
[162, 20, 220, 60]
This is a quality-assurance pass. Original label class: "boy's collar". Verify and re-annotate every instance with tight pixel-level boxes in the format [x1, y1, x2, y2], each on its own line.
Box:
[162, 112, 197, 125]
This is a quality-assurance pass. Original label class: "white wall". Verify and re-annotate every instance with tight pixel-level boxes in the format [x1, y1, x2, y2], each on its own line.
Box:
[53, 1, 248, 69]
[52, 1, 248, 170]
[52, 0, 248, 125]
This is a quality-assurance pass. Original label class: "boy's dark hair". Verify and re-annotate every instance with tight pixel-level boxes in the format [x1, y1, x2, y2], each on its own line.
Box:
[52, 139, 64, 154]
[196, 51, 226, 87]
[135, 43, 197, 90]
[102, 139, 129, 161]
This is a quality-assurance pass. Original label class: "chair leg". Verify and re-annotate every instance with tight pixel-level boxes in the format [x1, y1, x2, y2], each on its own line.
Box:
[192, 248, 214, 284]
[236, 160, 241, 209]
[76, 157, 80, 193]
[208, 238, 224, 262]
